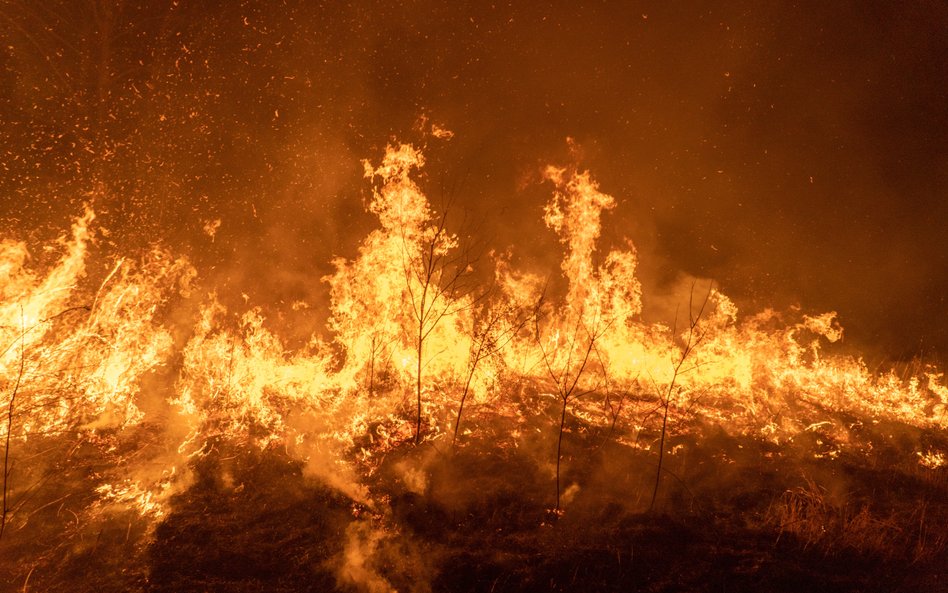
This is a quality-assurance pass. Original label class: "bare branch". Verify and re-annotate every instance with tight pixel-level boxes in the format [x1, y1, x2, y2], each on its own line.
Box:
[649, 280, 714, 511]
[2, 306, 26, 540]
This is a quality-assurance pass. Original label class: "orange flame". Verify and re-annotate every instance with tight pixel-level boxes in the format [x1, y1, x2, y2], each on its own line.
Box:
[2, 139, 945, 529]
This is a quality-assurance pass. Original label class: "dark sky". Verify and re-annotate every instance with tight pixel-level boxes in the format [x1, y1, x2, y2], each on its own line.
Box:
[1, 1, 946, 359]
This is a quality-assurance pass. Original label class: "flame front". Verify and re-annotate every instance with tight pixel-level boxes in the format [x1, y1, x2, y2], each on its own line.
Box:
[1, 140, 945, 590]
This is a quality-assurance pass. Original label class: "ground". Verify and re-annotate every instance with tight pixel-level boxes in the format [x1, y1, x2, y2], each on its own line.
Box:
[4, 411, 946, 593]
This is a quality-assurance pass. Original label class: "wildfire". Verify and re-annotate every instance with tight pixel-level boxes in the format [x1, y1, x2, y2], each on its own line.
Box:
[1, 139, 945, 590]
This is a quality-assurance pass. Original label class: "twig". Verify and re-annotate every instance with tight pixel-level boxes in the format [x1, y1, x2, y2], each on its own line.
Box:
[2, 306, 26, 540]
[650, 280, 713, 511]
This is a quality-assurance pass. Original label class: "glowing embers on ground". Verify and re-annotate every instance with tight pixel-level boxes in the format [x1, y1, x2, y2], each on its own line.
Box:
[0, 140, 946, 590]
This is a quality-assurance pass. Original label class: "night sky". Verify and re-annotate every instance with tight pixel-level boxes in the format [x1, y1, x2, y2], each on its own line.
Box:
[1, 1, 946, 359]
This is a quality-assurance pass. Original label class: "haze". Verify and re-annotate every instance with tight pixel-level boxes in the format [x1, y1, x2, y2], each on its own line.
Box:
[1, 1, 945, 359]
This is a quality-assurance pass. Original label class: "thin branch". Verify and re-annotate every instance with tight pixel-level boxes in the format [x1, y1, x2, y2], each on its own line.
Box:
[2, 306, 26, 540]
[649, 280, 713, 511]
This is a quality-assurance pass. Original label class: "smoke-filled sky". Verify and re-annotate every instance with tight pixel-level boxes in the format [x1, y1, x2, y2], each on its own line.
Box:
[1, 1, 946, 359]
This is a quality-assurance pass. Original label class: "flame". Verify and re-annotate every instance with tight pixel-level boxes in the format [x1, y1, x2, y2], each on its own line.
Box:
[1, 212, 193, 439]
[2, 139, 945, 564]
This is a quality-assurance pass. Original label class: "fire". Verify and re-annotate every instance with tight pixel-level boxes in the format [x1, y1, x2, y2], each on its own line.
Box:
[1, 139, 945, 590]
[1, 210, 192, 440]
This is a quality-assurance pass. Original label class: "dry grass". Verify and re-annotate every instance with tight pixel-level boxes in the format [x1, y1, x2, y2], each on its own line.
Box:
[768, 475, 948, 564]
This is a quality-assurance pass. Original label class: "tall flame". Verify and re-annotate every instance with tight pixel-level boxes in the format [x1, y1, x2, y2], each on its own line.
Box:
[1, 140, 945, 590]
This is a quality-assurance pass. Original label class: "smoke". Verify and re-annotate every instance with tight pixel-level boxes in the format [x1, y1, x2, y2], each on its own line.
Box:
[337, 521, 397, 593]
[639, 270, 717, 331]
[336, 517, 436, 593]
[2, 1, 945, 358]
[285, 414, 373, 506]
[2, 5, 947, 590]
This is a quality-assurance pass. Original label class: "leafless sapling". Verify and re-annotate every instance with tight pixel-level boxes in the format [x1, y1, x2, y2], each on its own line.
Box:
[649, 281, 712, 511]
[0, 307, 25, 541]
[534, 293, 609, 512]
[452, 300, 527, 447]
[401, 205, 477, 444]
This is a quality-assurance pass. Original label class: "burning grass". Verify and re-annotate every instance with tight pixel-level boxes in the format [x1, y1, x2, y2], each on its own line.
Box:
[3, 395, 947, 592]
[109, 421, 948, 591]
[1, 140, 947, 592]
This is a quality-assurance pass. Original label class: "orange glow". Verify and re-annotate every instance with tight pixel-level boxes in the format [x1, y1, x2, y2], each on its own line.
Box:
[1, 139, 944, 544]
